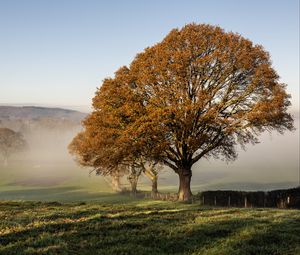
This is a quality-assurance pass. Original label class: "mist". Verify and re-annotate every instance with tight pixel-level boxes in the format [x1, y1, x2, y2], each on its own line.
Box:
[0, 109, 299, 200]
[158, 112, 300, 191]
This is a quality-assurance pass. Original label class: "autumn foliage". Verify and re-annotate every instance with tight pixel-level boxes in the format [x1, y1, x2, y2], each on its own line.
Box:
[69, 24, 294, 201]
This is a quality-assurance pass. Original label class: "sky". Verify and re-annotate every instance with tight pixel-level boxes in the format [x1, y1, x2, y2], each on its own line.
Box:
[0, 0, 299, 112]
[0, 0, 299, 191]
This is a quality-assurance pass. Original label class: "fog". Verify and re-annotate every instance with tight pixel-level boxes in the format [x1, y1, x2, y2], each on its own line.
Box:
[160, 112, 300, 191]
[0, 125, 78, 179]
[0, 112, 299, 197]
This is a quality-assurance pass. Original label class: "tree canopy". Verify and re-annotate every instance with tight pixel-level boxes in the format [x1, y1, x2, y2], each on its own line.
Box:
[69, 23, 294, 201]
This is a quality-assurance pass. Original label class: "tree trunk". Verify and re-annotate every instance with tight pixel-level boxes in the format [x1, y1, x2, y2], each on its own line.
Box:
[129, 179, 138, 197]
[151, 176, 158, 198]
[177, 168, 192, 201]
[127, 165, 142, 197]
[111, 174, 122, 192]
[142, 165, 159, 198]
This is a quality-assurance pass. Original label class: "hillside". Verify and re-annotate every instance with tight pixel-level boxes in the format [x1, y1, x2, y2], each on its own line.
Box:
[0, 106, 87, 135]
[0, 106, 87, 122]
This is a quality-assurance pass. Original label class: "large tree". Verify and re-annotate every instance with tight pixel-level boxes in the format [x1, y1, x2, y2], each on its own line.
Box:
[0, 128, 27, 166]
[71, 24, 294, 201]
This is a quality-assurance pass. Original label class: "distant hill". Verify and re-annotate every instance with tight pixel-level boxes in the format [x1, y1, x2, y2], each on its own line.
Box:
[0, 106, 87, 122]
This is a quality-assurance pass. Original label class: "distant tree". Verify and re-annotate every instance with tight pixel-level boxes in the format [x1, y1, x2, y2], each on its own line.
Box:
[68, 127, 129, 193]
[0, 128, 27, 166]
[99, 165, 128, 192]
[70, 23, 294, 201]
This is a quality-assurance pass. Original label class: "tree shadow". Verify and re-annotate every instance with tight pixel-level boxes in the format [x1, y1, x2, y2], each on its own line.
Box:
[224, 217, 300, 255]
[0, 206, 299, 255]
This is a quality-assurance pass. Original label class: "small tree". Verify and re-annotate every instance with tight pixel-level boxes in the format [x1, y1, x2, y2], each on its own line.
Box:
[69, 66, 167, 196]
[69, 67, 159, 195]
[0, 128, 27, 166]
[98, 166, 127, 192]
[68, 130, 127, 192]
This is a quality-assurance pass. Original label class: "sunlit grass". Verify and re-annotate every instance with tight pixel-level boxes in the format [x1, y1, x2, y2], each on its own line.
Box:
[0, 199, 299, 255]
[1, 163, 299, 254]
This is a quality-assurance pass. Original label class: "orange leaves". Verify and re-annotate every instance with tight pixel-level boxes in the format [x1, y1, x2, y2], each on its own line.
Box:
[70, 23, 294, 176]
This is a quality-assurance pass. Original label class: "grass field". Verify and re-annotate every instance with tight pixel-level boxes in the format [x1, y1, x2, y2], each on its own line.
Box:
[1, 162, 300, 254]
[0, 198, 300, 255]
[1, 162, 298, 203]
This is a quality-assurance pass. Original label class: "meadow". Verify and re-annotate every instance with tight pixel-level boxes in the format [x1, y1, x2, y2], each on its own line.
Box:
[1, 161, 297, 202]
[1, 162, 300, 254]
[0, 199, 300, 255]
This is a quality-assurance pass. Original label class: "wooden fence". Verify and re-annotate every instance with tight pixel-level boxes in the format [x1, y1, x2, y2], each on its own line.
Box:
[195, 187, 300, 209]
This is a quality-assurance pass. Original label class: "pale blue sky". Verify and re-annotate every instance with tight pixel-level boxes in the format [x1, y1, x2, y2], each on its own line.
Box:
[0, 0, 299, 111]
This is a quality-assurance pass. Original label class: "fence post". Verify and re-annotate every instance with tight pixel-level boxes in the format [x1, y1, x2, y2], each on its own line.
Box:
[244, 196, 247, 208]
[214, 196, 217, 206]
[228, 196, 231, 207]
[202, 195, 205, 206]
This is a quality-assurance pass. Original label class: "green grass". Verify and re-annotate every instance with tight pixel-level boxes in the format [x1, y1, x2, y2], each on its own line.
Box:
[1, 162, 300, 254]
[1, 162, 298, 202]
[0, 199, 299, 255]
[0, 162, 115, 202]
